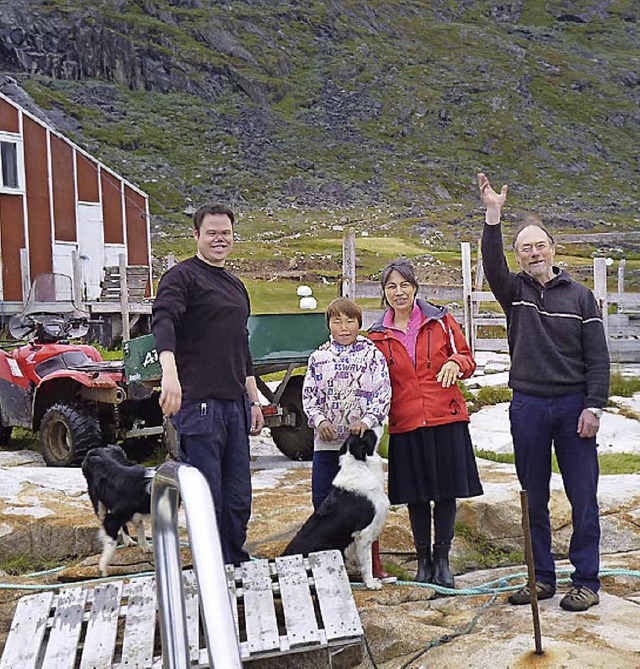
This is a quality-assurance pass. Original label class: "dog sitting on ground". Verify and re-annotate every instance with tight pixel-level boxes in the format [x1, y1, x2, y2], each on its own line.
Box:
[282, 430, 390, 590]
[81, 445, 154, 576]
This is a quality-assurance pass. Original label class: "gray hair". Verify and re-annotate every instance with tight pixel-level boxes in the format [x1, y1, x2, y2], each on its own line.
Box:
[512, 214, 555, 250]
[379, 259, 419, 308]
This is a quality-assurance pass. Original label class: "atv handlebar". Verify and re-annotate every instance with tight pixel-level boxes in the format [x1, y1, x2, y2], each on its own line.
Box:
[10, 314, 90, 343]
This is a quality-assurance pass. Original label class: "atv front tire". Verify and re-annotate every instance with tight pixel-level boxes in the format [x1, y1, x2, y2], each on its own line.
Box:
[40, 402, 102, 466]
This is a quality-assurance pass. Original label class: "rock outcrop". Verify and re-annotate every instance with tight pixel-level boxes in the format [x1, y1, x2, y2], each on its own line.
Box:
[0, 431, 639, 667]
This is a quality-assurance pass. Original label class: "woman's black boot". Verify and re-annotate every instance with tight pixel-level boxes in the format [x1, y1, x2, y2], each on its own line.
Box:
[433, 543, 455, 589]
[415, 545, 433, 583]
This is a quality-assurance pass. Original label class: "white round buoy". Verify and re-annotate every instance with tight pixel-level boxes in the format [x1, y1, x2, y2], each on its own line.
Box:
[605, 257, 614, 267]
[299, 296, 318, 310]
[297, 285, 313, 297]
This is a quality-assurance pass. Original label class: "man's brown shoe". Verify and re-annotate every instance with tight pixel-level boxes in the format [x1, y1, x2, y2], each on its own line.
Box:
[508, 582, 555, 605]
[560, 586, 599, 612]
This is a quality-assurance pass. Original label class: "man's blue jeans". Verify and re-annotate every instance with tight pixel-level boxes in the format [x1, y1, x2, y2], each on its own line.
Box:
[509, 391, 600, 592]
[174, 397, 251, 566]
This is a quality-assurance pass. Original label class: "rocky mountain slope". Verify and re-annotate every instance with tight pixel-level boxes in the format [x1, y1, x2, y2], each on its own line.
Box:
[0, 0, 638, 242]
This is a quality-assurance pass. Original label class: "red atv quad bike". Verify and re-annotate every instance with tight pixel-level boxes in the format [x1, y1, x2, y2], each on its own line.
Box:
[0, 274, 164, 466]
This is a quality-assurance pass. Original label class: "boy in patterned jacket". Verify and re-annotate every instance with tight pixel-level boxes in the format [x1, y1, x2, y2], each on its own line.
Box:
[302, 297, 393, 581]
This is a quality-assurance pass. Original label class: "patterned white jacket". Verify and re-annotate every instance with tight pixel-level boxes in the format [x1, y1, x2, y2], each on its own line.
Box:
[302, 335, 391, 452]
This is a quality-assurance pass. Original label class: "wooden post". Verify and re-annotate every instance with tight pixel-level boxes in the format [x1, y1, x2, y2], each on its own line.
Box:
[461, 242, 474, 353]
[342, 229, 356, 299]
[520, 490, 544, 655]
[71, 249, 83, 307]
[19, 248, 30, 304]
[167, 253, 176, 270]
[119, 253, 131, 342]
[473, 239, 484, 318]
[593, 257, 608, 343]
[617, 259, 626, 311]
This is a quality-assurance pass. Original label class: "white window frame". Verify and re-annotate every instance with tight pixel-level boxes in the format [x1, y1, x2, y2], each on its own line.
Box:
[0, 131, 25, 194]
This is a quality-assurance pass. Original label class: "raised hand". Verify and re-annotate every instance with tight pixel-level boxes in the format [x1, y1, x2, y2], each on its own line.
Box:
[477, 173, 508, 224]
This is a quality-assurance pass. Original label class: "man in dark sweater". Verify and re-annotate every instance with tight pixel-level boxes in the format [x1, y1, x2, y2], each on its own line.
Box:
[478, 173, 610, 612]
[152, 202, 264, 566]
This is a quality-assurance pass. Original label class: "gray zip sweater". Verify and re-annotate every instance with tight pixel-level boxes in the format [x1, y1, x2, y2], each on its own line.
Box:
[481, 223, 610, 407]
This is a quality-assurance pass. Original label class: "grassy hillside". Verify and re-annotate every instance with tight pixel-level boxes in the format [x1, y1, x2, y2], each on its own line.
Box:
[1, 0, 638, 304]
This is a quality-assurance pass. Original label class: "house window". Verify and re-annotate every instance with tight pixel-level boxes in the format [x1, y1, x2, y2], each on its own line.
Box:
[0, 141, 19, 189]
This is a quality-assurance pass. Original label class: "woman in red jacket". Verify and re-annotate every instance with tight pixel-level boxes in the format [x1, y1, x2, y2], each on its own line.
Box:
[369, 259, 483, 588]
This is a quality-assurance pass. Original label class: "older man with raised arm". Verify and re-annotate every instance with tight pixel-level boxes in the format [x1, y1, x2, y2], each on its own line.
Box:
[152, 203, 264, 566]
[477, 173, 610, 612]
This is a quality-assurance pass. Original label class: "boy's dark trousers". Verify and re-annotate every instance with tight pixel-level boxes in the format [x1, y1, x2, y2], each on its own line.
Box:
[509, 391, 601, 593]
[312, 450, 340, 510]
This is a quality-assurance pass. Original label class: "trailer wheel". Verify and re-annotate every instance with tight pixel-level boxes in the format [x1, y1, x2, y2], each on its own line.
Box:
[40, 402, 102, 466]
[270, 375, 314, 461]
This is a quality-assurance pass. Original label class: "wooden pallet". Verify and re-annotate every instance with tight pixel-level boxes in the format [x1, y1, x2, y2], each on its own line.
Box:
[0, 550, 363, 669]
[99, 266, 149, 302]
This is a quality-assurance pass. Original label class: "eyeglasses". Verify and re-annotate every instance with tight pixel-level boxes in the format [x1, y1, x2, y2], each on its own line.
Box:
[518, 241, 549, 254]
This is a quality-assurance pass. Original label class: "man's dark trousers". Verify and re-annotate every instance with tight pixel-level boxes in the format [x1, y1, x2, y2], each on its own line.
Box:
[509, 391, 601, 593]
[176, 397, 251, 566]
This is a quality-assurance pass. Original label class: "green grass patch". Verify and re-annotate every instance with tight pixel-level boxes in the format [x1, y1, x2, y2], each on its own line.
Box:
[245, 279, 338, 314]
[463, 384, 512, 414]
[454, 523, 524, 571]
[0, 555, 71, 576]
[382, 561, 412, 582]
[598, 453, 640, 475]
[476, 449, 640, 475]
[93, 345, 124, 360]
[609, 371, 640, 398]
[378, 424, 390, 459]
[260, 368, 307, 383]
[475, 449, 517, 466]
[475, 385, 513, 406]
[2, 428, 39, 451]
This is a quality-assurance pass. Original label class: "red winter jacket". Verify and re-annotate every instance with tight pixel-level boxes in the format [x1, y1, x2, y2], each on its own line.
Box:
[368, 300, 475, 434]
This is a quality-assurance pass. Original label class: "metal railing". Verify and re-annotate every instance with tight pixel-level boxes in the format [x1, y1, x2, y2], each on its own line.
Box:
[152, 461, 242, 669]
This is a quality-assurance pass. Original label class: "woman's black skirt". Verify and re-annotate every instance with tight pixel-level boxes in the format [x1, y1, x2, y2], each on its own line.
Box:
[388, 421, 483, 504]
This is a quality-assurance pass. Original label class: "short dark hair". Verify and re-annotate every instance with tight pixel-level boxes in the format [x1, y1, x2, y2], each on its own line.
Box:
[193, 203, 235, 232]
[512, 214, 555, 249]
[325, 297, 363, 328]
[379, 259, 419, 308]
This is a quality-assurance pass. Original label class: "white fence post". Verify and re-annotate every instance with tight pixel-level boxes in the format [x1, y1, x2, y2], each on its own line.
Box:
[460, 242, 474, 353]
[617, 259, 626, 308]
[342, 229, 356, 298]
[593, 257, 609, 342]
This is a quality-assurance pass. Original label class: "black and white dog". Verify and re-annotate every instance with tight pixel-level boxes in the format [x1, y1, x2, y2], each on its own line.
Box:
[81, 445, 153, 576]
[283, 430, 390, 590]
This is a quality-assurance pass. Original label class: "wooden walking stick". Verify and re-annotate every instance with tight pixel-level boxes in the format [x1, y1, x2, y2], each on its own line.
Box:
[520, 489, 544, 655]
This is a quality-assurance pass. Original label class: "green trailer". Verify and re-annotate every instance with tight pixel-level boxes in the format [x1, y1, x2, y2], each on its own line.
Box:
[123, 312, 329, 461]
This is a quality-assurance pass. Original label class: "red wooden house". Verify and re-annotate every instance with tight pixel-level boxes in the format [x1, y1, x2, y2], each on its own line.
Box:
[0, 91, 151, 306]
